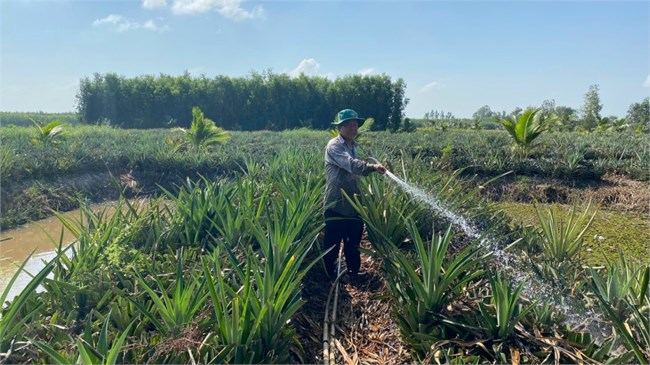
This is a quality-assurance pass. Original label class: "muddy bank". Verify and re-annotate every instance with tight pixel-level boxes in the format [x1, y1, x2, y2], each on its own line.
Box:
[478, 173, 650, 213]
[0, 167, 227, 231]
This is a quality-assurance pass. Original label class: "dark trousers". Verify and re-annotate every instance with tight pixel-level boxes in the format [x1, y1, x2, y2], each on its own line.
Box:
[323, 210, 364, 277]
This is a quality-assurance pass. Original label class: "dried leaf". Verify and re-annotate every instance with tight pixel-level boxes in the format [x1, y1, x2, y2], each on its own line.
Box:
[510, 347, 520, 365]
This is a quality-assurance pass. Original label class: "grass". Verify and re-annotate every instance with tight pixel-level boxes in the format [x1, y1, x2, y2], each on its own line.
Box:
[497, 202, 649, 266]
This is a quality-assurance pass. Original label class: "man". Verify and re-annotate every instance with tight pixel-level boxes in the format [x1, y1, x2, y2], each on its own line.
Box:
[323, 109, 387, 282]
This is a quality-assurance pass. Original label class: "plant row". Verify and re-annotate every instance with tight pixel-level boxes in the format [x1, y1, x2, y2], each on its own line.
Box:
[2, 125, 647, 185]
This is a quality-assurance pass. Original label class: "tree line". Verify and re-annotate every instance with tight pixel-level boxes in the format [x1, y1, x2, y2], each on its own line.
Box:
[75, 71, 408, 131]
[422, 85, 649, 133]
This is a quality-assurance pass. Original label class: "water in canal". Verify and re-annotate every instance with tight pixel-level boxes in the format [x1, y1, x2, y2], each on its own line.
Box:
[0, 204, 115, 301]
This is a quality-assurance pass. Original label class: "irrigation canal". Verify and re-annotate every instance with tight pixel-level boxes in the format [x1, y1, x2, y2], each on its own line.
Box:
[0, 203, 118, 302]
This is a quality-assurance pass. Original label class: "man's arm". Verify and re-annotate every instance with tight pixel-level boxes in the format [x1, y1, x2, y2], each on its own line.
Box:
[326, 142, 374, 175]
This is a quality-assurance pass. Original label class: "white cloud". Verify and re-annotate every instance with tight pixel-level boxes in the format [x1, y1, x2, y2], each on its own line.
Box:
[93, 15, 170, 32]
[172, 0, 215, 14]
[420, 81, 444, 93]
[171, 0, 264, 20]
[285, 59, 337, 80]
[358, 68, 375, 76]
[143, 0, 167, 9]
[142, 20, 158, 30]
[288, 58, 320, 77]
[643, 74, 650, 88]
[218, 1, 264, 20]
[93, 14, 125, 26]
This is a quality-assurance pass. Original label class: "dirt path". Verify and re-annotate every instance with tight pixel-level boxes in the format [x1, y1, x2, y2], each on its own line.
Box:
[296, 240, 411, 364]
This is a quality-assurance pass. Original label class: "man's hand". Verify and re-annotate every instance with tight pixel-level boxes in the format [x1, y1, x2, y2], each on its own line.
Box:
[373, 163, 387, 174]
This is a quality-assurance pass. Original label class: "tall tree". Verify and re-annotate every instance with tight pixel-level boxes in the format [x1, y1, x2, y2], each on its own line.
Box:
[581, 84, 602, 131]
[626, 97, 650, 132]
[540, 99, 556, 118]
[472, 105, 494, 122]
[554, 106, 577, 131]
[389, 78, 408, 132]
[540, 99, 564, 131]
[510, 107, 523, 117]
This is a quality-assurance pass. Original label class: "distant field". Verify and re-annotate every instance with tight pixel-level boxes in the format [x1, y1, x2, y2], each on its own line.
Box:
[0, 111, 79, 127]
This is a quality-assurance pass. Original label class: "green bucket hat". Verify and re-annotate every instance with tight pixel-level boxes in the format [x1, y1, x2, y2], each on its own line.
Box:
[332, 109, 365, 127]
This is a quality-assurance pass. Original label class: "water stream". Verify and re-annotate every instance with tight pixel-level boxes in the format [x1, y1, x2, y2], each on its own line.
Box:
[0, 202, 119, 302]
[382, 169, 610, 342]
[0, 214, 79, 300]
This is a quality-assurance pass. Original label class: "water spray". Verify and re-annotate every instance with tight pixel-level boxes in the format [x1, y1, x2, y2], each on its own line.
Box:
[368, 156, 483, 240]
[367, 156, 610, 342]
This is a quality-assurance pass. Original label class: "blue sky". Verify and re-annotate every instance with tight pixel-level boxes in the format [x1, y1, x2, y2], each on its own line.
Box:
[1, 0, 648, 119]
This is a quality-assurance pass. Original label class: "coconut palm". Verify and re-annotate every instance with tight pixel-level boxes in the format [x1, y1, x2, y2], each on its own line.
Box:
[500, 108, 555, 158]
[30, 118, 63, 145]
[180, 107, 229, 151]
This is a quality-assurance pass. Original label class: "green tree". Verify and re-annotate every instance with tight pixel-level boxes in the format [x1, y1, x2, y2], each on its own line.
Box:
[540, 99, 556, 117]
[597, 116, 629, 133]
[554, 106, 577, 131]
[608, 117, 630, 133]
[626, 97, 649, 132]
[510, 106, 523, 117]
[389, 78, 408, 132]
[540, 99, 566, 131]
[76, 72, 408, 131]
[400, 117, 416, 132]
[581, 84, 602, 131]
[473, 105, 493, 120]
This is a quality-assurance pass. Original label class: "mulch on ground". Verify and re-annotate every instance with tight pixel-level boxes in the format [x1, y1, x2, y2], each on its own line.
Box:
[295, 239, 411, 364]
